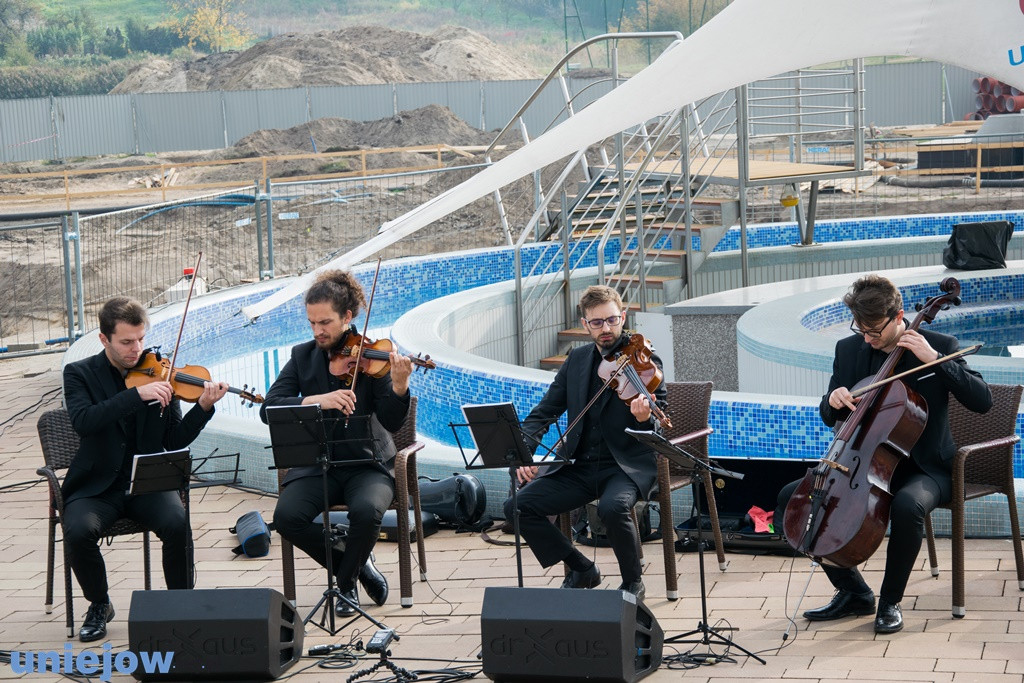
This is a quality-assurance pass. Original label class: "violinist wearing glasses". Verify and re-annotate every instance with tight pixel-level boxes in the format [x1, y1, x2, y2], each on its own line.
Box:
[261, 270, 412, 616]
[62, 297, 229, 642]
[504, 285, 667, 600]
[776, 274, 991, 633]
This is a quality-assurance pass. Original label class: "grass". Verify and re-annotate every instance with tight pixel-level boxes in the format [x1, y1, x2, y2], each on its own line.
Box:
[42, 0, 174, 27]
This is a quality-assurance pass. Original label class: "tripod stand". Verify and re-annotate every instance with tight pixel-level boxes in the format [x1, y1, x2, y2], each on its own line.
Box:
[625, 428, 765, 665]
[266, 404, 394, 637]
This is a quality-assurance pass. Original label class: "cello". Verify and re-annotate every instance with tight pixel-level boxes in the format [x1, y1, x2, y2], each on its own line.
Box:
[783, 277, 965, 568]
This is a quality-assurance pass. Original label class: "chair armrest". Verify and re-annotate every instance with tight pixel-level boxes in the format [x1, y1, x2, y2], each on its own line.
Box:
[396, 441, 425, 462]
[36, 466, 64, 515]
[394, 442, 425, 506]
[951, 434, 1021, 482]
[669, 426, 714, 446]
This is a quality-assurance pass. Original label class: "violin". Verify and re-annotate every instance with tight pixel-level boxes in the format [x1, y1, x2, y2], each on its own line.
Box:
[596, 333, 673, 429]
[783, 277, 964, 567]
[126, 349, 264, 406]
[328, 331, 436, 384]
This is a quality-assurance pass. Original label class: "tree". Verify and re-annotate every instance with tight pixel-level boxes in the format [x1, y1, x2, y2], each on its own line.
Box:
[171, 0, 252, 53]
[0, 0, 38, 60]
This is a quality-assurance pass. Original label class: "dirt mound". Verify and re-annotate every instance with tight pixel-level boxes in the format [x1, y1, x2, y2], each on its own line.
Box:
[226, 104, 491, 157]
[111, 25, 538, 94]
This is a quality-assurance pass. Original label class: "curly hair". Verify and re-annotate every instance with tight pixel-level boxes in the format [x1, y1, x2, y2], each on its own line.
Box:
[304, 270, 367, 318]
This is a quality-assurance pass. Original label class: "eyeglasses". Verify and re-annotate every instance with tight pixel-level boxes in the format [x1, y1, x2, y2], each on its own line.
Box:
[583, 314, 623, 330]
[850, 313, 896, 339]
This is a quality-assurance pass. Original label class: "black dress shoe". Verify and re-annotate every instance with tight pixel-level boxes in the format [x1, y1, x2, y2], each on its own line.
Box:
[802, 589, 875, 621]
[335, 586, 358, 617]
[79, 601, 114, 643]
[560, 564, 601, 589]
[874, 599, 903, 634]
[618, 580, 646, 601]
[358, 553, 389, 607]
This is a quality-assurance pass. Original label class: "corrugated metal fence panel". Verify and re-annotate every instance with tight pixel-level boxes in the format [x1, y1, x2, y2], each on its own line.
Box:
[943, 64, 980, 121]
[254, 87, 309, 132]
[445, 81, 484, 129]
[53, 93, 134, 158]
[134, 91, 226, 153]
[481, 79, 542, 135]
[308, 83, 394, 121]
[866, 62, 942, 126]
[223, 91, 262, 144]
[0, 97, 55, 163]
[224, 88, 310, 145]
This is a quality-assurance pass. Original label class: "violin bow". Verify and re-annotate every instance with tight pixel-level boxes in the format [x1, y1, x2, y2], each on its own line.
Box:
[162, 251, 203, 415]
[344, 257, 382, 426]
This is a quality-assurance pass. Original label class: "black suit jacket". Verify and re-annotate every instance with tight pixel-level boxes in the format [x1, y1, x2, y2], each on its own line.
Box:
[62, 350, 215, 505]
[820, 329, 992, 500]
[259, 337, 411, 486]
[523, 337, 667, 499]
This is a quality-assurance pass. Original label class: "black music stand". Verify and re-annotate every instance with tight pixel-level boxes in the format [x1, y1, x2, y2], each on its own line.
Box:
[451, 402, 552, 588]
[266, 404, 392, 638]
[625, 428, 765, 665]
[128, 448, 195, 588]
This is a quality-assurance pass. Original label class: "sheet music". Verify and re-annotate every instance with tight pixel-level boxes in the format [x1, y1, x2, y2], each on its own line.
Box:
[128, 448, 190, 496]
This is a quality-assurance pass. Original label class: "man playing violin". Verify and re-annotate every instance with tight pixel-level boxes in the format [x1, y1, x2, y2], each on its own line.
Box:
[776, 274, 991, 633]
[504, 285, 667, 600]
[62, 297, 230, 642]
[261, 270, 413, 616]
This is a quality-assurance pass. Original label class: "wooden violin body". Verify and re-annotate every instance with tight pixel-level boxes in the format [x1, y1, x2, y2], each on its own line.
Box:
[126, 350, 264, 406]
[328, 331, 435, 385]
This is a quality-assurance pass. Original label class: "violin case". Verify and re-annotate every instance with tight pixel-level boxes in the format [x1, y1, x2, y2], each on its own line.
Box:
[675, 456, 810, 555]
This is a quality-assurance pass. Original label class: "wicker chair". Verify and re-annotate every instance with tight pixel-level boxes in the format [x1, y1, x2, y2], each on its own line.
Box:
[656, 381, 725, 599]
[923, 383, 1024, 618]
[37, 408, 173, 638]
[277, 397, 426, 608]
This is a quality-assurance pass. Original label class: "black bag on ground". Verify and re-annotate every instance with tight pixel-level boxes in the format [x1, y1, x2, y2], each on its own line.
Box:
[942, 220, 1014, 270]
[419, 473, 487, 528]
[230, 510, 272, 558]
[675, 457, 810, 556]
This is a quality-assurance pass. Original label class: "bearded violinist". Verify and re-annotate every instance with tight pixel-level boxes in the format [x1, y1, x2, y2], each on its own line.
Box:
[504, 285, 667, 600]
[260, 270, 413, 616]
[776, 274, 991, 633]
[62, 297, 230, 642]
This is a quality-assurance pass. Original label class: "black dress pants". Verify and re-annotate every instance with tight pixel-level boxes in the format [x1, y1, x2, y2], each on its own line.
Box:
[273, 464, 394, 591]
[504, 458, 643, 584]
[776, 464, 946, 603]
[63, 489, 189, 605]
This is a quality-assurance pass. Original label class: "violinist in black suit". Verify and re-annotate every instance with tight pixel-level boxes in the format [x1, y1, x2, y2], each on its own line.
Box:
[777, 274, 991, 633]
[63, 297, 229, 642]
[504, 285, 667, 600]
[261, 270, 412, 616]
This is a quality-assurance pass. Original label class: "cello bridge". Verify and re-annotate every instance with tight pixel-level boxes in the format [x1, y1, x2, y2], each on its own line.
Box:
[818, 459, 850, 475]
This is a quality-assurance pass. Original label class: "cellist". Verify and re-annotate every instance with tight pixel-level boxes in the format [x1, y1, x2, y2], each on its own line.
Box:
[775, 274, 991, 633]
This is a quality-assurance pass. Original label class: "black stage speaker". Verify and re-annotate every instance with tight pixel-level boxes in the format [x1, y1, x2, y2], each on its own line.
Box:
[127, 588, 303, 681]
[480, 587, 663, 683]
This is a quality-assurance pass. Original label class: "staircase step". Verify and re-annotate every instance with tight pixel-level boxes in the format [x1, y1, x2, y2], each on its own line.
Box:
[621, 249, 687, 261]
[557, 327, 591, 342]
[606, 274, 676, 287]
[540, 355, 567, 369]
[624, 301, 666, 312]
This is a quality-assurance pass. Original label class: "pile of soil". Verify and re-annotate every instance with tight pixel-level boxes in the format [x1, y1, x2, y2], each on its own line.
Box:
[111, 25, 538, 94]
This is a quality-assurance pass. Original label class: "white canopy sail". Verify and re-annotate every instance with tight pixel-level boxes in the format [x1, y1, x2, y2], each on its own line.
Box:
[241, 0, 1024, 321]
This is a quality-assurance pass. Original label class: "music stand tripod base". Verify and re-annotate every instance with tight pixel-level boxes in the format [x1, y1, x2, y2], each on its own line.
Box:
[625, 428, 766, 665]
[265, 404, 392, 637]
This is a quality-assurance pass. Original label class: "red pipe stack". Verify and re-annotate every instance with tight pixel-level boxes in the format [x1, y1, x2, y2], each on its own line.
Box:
[968, 76, 1023, 120]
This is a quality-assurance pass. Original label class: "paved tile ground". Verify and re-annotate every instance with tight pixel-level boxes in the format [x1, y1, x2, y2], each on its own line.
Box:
[0, 354, 1021, 682]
